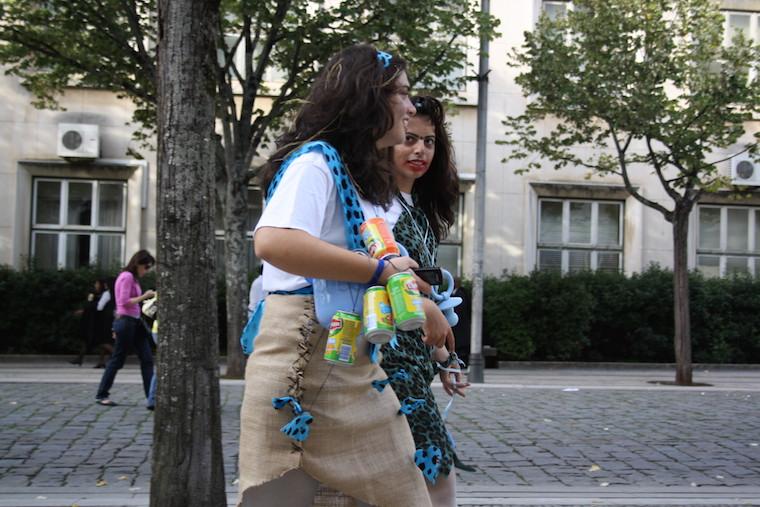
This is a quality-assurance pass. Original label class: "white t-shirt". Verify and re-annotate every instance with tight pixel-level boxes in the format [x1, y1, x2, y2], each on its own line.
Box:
[247, 276, 264, 319]
[254, 151, 402, 292]
[96, 291, 111, 311]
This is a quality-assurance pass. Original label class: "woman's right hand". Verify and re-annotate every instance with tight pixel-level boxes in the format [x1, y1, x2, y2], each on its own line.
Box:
[143, 290, 157, 300]
[378, 256, 418, 284]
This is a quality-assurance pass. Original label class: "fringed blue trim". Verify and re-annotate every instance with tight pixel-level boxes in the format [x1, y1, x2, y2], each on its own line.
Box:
[398, 397, 426, 415]
[272, 396, 313, 442]
[389, 334, 399, 350]
[414, 445, 442, 484]
[371, 369, 410, 392]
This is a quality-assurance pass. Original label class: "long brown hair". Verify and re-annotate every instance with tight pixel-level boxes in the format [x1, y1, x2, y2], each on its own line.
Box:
[408, 96, 458, 242]
[124, 250, 155, 276]
[263, 44, 408, 206]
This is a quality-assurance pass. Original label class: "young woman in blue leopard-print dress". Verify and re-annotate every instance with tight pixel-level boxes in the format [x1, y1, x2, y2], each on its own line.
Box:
[382, 95, 470, 507]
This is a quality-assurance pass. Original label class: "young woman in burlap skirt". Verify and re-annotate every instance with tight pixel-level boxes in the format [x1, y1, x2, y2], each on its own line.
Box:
[237, 44, 449, 507]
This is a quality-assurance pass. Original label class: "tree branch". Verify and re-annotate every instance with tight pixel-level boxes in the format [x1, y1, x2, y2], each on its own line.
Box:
[611, 130, 673, 219]
[646, 136, 681, 201]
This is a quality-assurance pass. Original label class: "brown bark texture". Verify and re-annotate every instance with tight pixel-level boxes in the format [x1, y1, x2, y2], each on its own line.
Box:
[151, 0, 226, 505]
[223, 168, 248, 378]
[672, 209, 693, 386]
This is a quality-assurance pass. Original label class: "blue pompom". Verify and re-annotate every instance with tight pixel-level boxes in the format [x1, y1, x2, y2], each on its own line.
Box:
[281, 411, 313, 442]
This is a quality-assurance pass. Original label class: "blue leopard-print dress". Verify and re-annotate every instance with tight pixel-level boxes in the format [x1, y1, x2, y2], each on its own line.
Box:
[381, 197, 454, 481]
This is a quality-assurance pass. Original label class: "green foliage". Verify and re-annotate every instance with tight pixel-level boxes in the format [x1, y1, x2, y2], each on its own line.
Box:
[0, 266, 117, 354]
[484, 270, 593, 361]
[0, 0, 158, 137]
[483, 266, 760, 363]
[4, 265, 760, 363]
[502, 0, 760, 212]
[0, 0, 498, 361]
[690, 272, 760, 363]
[0, 0, 498, 153]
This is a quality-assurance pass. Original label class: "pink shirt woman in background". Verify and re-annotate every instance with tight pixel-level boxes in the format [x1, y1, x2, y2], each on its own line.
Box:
[95, 249, 156, 407]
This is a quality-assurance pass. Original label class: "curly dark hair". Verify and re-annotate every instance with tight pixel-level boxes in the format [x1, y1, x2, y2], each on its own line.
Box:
[262, 44, 408, 206]
[407, 95, 458, 243]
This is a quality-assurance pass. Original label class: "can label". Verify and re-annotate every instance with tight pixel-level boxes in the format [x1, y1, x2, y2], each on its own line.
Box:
[386, 273, 426, 331]
[363, 286, 395, 344]
[324, 311, 362, 365]
[360, 217, 400, 259]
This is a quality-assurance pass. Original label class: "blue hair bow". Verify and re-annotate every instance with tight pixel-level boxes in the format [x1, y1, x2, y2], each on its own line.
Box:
[376, 50, 392, 68]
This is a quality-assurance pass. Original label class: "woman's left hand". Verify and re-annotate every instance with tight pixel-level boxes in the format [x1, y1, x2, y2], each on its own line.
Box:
[420, 298, 454, 350]
[439, 368, 470, 397]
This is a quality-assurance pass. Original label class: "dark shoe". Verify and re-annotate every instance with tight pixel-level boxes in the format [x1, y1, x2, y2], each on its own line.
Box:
[69, 359, 82, 366]
[146, 405, 155, 411]
[453, 453, 476, 472]
[93, 363, 105, 369]
[96, 399, 118, 407]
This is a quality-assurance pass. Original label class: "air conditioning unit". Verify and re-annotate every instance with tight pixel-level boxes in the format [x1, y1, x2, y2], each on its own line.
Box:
[730, 155, 760, 186]
[57, 123, 100, 159]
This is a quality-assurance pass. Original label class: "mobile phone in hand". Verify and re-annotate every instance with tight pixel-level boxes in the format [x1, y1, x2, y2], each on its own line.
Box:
[412, 267, 443, 286]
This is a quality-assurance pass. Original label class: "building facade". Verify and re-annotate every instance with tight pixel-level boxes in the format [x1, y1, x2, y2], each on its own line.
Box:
[1, 0, 759, 279]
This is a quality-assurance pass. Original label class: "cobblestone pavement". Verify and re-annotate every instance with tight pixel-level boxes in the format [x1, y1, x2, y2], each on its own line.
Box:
[0, 362, 759, 506]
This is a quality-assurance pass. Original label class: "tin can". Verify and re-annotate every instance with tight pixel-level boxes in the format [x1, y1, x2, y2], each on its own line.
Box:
[360, 217, 400, 259]
[363, 286, 395, 344]
[324, 311, 362, 365]
[386, 272, 426, 331]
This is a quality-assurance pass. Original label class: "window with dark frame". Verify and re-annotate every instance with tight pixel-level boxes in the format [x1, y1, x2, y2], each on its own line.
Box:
[697, 205, 760, 278]
[31, 177, 126, 270]
[537, 198, 624, 273]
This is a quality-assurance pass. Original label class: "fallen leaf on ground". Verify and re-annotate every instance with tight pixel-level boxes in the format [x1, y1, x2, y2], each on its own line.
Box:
[588, 464, 601, 472]
[96, 479, 107, 487]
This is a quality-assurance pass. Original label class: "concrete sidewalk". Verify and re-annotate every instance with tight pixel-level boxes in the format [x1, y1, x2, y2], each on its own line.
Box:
[1, 356, 757, 390]
[1, 359, 759, 506]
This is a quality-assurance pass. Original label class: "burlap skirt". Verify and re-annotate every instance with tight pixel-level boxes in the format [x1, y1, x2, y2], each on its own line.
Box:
[238, 295, 431, 507]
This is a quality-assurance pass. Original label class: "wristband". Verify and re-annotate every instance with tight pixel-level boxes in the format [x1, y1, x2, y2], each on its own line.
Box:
[367, 258, 386, 286]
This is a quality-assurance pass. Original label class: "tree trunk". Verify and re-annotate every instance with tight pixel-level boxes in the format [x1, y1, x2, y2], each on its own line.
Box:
[223, 163, 249, 379]
[151, 0, 226, 505]
[672, 208, 693, 386]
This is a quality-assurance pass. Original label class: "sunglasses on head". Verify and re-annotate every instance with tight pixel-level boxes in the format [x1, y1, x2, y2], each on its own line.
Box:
[411, 96, 443, 120]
